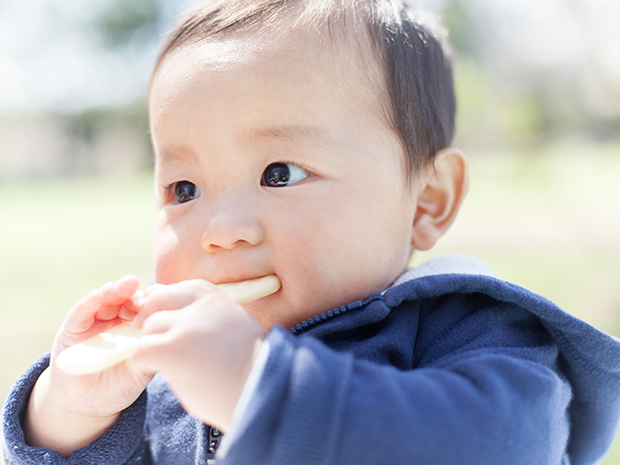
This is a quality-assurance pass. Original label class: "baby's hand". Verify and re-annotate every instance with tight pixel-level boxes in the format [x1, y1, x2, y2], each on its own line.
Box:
[130, 280, 265, 431]
[24, 275, 155, 457]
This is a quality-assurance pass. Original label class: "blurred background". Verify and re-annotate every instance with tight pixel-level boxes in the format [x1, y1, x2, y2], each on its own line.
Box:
[1, 0, 619, 462]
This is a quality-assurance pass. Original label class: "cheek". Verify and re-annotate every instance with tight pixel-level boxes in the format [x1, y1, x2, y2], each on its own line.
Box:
[272, 205, 339, 259]
[276, 187, 413, 297]
[153, 222, 188, 284]
[269, 204, 362, 299]
[154, 207, 209, 284]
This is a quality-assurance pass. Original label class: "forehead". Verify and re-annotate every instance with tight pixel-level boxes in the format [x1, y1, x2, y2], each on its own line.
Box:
[148, 25, 405, 181]
[149, 26, 388, 128]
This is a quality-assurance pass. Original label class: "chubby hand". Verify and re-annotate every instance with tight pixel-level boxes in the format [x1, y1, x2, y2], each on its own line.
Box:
[130, 279, 266, 432]
[25, 275, 155, 456]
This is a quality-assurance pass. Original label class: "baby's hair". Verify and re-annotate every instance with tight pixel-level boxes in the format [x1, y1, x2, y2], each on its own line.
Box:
[154, 0, 455, 180]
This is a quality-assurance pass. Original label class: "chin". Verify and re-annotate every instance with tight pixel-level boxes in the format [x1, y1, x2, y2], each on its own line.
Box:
[243, 293, 281, 330]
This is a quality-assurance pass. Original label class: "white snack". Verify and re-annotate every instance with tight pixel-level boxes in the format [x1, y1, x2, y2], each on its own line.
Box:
[56, 275, 281, 375]
[215, 274, 281, 304]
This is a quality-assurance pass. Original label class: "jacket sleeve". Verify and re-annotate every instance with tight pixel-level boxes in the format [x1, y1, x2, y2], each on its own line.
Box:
[217, 312, 572, 465]
[2, 354, 151, 465]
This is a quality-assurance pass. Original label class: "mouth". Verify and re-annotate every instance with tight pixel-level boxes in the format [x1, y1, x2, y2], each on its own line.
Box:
[216, 274, 281, 304]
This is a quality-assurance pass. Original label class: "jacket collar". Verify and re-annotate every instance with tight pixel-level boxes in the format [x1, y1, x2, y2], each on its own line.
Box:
[387, 254, 500, 292]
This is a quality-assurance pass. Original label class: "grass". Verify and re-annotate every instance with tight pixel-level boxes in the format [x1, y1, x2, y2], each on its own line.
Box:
[0, 173, 155, 401]
[1, 143, 620, 463]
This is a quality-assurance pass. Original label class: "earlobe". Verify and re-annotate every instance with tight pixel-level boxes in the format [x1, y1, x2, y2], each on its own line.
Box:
[410, 148, 469, 251]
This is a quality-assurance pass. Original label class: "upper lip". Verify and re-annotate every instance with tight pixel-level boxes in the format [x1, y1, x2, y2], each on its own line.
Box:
[192, 255, 273, 285]
[206, 268, 276, 285]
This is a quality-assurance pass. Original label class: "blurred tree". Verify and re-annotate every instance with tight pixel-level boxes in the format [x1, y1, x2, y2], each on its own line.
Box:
[439, 0, 620, 146]
[97, 0, 162, 49]
[440, 0, 480, 60]
[66, 0, 165, 175]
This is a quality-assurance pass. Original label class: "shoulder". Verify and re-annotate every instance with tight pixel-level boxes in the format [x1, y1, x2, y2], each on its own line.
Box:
[382, 254, 620, 463]
[367, 255, 556, 368]
[384, 255, 620, 377]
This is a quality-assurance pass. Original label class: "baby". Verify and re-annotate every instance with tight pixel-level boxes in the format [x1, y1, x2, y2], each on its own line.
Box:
[4, 1, 620, 464]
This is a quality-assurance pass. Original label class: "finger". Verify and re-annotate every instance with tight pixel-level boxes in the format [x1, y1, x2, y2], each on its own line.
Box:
[114, 274, 141, 295]
[95, 276, 141, 321]
[129, 330, 176, 375]
[63, 289, 105, 334]
[145, 283, 167, 296]
[145, 279, 217, 299]
[53, 277, 142, 357]
[118, 306, 139, 322]
[112, 288, 146, 321]
[141, 310, 178, 336]
[56, 316, 129, 350]
[101, 275, 141, 307]
[131, 288, 147, 309]
[133, 280, 219, 327]
[95, 306, 120, 322]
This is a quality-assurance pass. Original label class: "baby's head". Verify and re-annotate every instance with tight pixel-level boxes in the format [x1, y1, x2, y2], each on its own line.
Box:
[148, 0, 468, 331]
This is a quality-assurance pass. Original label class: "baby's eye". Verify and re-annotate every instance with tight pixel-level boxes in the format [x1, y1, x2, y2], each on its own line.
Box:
[173, 181, 201, 203]
[261, 162, 308, 187]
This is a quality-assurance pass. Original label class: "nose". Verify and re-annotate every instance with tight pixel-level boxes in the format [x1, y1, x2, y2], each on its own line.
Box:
[200, 201, 264, 253]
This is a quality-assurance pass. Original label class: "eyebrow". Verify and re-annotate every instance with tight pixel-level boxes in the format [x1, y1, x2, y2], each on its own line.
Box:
[156, 148, 195, 166]
[155, 124, 339, 165]
[250, 125, 338, 149]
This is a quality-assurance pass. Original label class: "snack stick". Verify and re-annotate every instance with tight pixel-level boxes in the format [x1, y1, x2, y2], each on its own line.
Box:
[215, 274, 281, 304]
[55, 275, 281, 375]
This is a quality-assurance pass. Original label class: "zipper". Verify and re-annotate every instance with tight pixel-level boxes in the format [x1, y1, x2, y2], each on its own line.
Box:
[207, 425, 223, 459]
[289, 293, 383, 335]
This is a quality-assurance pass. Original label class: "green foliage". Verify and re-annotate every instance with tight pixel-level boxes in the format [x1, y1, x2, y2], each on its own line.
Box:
[452, 59, 492, 142]
[70, 103, 150, 140]
[97, 0, 161, 48]
[441, 0, 479, 59]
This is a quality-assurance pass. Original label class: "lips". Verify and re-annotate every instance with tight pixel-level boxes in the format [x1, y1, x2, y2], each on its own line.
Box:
[174, 260, 275, 287]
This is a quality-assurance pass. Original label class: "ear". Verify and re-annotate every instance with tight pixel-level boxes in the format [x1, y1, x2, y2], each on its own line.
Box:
[410, 148, 469, 251]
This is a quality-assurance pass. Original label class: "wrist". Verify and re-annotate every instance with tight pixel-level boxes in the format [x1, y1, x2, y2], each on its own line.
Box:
[208, 332, 265, 432]
[230, 337, 270, 426]
[24, 368, 120, 458]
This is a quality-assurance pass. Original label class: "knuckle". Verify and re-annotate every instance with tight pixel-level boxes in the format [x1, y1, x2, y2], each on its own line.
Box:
[184, 279, 216, 293]
[145, 283, 166, 295]
[141, 311, 169, 334]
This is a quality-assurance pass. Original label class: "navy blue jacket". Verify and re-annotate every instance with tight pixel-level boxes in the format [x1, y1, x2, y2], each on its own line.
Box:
[3, 255, 620, 464]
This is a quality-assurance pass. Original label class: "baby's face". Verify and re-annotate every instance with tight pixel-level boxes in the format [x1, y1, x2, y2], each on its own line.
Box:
[149, 28, 421, 331]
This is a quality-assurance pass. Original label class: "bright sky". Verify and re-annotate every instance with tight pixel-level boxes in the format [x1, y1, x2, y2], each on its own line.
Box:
[0, 0, 618, 114]
[0, 0, 198, 113]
